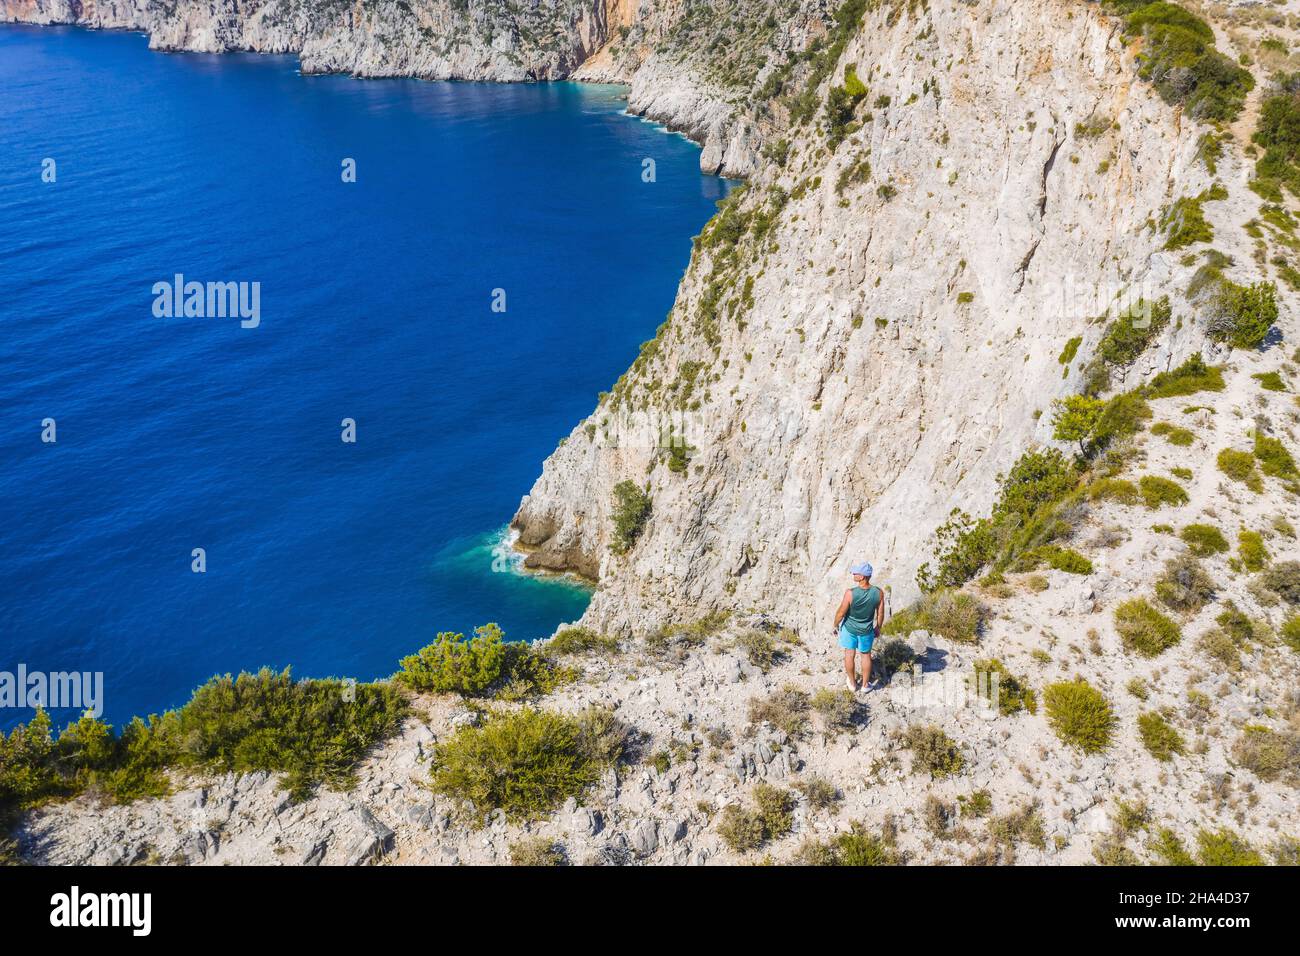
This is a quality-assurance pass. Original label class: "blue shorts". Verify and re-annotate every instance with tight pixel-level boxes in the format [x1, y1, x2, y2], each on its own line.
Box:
[838, 623, 875, 653]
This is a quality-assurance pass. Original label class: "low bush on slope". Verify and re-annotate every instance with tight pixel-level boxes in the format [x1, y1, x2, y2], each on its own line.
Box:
[1115, 598, 1183, 656]
[429, 706, 628, 824]
[1044, 679, 1115, 753]
[396, 623, 573, 700]
[883, 589, 989, 643]
[0, 670, 408, 815]
[1250, 74, 1300, 201]
[1138, 711, 1186, 761]
[795, 823, 901, 866]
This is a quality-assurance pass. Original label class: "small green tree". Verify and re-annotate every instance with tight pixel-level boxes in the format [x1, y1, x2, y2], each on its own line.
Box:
[1210, 280, 1277, 349]
[1051, 394, 1106, 456]
[610, 480, 652, 553]
[397, 623, 508, 695]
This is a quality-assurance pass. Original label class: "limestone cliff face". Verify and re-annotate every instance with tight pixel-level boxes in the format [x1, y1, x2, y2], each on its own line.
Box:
[1, 0, 607, 79]
[0, 0, 800, 174]
[4, 0, 1280, 641]
[512, 0, 1266, 637]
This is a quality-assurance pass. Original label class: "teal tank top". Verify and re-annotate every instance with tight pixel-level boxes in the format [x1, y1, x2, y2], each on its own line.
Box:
[844, 585, 882, 636]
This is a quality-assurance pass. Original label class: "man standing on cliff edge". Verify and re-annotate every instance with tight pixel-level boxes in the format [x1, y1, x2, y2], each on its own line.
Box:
[832, 562, 884, 693]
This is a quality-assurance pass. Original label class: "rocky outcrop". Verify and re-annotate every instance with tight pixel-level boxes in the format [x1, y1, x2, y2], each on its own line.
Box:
[512, 0, 1288, 638]
[0, 0, 807, 175]
[2, 0, 607, 78]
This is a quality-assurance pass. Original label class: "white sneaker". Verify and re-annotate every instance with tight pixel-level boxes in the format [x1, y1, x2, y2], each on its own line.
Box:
[844, 676, 857, 692]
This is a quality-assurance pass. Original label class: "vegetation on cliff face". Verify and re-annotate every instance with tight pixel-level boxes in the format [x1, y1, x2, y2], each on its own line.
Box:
[1251, 74, 1300, 201]
[1103, 1, 1254, 123]
[611, 480, 653, 553]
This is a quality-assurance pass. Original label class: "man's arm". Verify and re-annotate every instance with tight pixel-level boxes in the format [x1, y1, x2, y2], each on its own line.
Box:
[833, 591, 851, 631]
[874, 589, 885, 632]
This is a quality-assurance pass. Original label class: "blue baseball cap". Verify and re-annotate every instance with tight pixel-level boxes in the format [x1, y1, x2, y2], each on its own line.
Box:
[850, 562, 873, 577]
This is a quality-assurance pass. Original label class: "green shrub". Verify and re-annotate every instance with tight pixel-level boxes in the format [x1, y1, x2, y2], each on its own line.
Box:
[1281, 613, 1300, 652]
[1262, 561, 1300, 604]
[987, 802, 1047, 855]
[900, 725, 965, 778]
[1162, 190, 1219, 250]
[1253, 371, 1287, 391]
[1231, 724, 1299, 784]
[168, 669, 406, 801]
[429, 706, 627, 823]
[1145, 355, 1224, 398]
[1149, 827, 1196, 865]
[1216, 449, 1262, 492]
[1139, 475, 1190, 509]
[972, 659, 1037, 715]
[1154, 555, 1215, 614]
[1043, 679, 1114, 753]
[495, 642, 575, 701]
[736, 629, 779, 671]
[1150, 421, 1196, 446]
[1088, 476, 1139, 505]
[1238, 530, 1269, 572]
[885, 589, 989, 643]
[547, 627, 619, 656]
[44, 672, 404, 804]
[1198, 628, 1241, 671]
[793, 776, 840, 810]
[1092, 391, 1153, 453]
[752, 782, 794, 839]
[1208, 280, 1278, 350]
[1179, 523, 1229, 556]
[1251, 82, 1300, 198]
[509, 836, 566, 866]
[1116, 597, 1184, 655]
[1217, 601, 1259, 645]
[1085, 297, 1172, 392]
[717, 804, 766, 852]
[3, 672, 409, 814]
[824, 64, 867, 148]
[610, 480, 652, 553]
[397, 624, 508, 695]
[719, 783, 794, 852]
[961, 790, 993, 818]
[1255, 432, 1298, 479]
[795, 823, 900, 866]
[1058, 336, 1082, 367]
[747, 686, 811, 737]
[872, 638, 916, 681]
[1121, 3, 1253, 122]
[810, 688, 859, 732]
[1196, 828, 1265, 866]
[1138, 711, 1186, 761]
[921, 449, 1080, 589]
[397, 624, 568, 701]
[1051, 394, 1106, 455]
[1013, 545, 1094, 575]
[0, 710, 62, 812]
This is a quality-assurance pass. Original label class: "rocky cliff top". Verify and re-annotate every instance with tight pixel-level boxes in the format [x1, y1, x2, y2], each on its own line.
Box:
[5, 0, 1300, 865]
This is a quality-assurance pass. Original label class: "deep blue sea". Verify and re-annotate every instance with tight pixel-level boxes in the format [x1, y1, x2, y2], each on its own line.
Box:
[0, 25, 727, 729]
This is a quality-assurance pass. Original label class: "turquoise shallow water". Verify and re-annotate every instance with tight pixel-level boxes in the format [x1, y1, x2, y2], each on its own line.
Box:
[0, 25, 729, 727]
